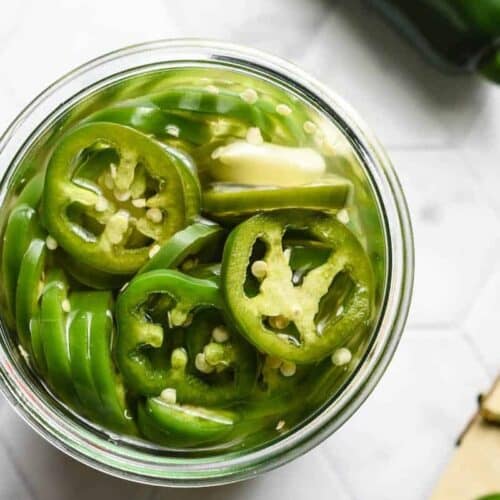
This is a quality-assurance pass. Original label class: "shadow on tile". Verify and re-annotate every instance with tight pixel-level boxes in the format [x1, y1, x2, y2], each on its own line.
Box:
[0, 403, 262, 500]
[316, 0, 487, 111]
[153, 481, 254, 500]
[0, 402, 354, 500]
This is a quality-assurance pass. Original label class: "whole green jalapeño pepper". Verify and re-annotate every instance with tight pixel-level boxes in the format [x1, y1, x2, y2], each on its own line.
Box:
[368, 0, 500, 82]
[115, 270, 257, 405]
[222, 210, 374, 363]
[43, 122, 199, 275]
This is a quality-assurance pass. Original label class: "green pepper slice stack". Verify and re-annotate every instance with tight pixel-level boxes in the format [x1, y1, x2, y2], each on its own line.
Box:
[0, 69, 381, 451]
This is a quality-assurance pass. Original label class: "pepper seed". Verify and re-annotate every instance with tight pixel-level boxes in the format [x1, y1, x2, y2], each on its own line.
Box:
[251, 260, 268, 280]
[165, 124, 180, 137]
[45, 235, 58, 251]
[331, 347, 352, 366]
[146, 208, 163, 224]
[114, 189, 131, 202]
[276, 420, 286, 431]
[240, 88, 258, 104]
[195, 353, 215, 374]
[280, 361, 296, 377]
[246, 127, 264, 145]
[276, 104, 292, 116]
[303, 121, 317, 134]
[269, 315, 290, 330]
[171, 348, 188, 369]
[160, 388, 177, 405]
[212, 325, 230, 343]
[336, 209, 350, 224]
[95, 197, 108, 212]
[131, 198, 146, 208]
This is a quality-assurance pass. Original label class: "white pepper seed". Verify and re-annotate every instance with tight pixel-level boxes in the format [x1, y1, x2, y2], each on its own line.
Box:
[146, 208, 163, 224]
[195, 353, 215, 374]
[240, 88, 258, 104]
[269, 315, 290, 330]
[303, 121, 317, 134]
[212, 326, 230, 343]
[276, 104, 292, 116]
[251, 260, 268, 280]
[280, 361, 296, 377]
[45, 235, 58, 250]
[336, 209, 350, 224]
[131, 198, 146, 208]
[331, 348, 352, 366]
[160, 388, 177, 404]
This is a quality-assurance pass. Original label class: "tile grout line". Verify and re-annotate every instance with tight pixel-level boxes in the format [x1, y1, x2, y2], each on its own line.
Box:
[387, 143, 465, 152]
[318, 445, 358, 500]
[456, 256, 500, 332]
[461, 146, 500, 222]
[404, 322, 455, 332]
[457, 327, 494, 380]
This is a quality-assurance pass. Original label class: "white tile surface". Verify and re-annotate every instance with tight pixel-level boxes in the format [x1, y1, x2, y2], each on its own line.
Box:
[393, 149, 500, 328]
[322, 329, 490, 500]
[0, 0, 498, 498]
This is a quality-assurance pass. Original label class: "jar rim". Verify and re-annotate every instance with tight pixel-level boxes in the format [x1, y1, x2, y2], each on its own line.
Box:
[0, 39, 414, 486]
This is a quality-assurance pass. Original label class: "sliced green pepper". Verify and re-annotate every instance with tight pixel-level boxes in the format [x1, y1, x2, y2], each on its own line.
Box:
[185, 263, 221, 282]
[150, 87, 306, 146]
[137, 398, 236, 447]
[16, 172, 45, 209]
[222, 210, 374, 363]
[86, 85, 307, 149]
[139, 220, 223, 274]
[15, 238, 47, 372]
[40, 269, 77, 404]
[43, 122, 197, 275]
[202, 182, 351, 219]
[84, 102, 213, 145]
[59, 252, 126, 290]
[2, 204, 42, 317]
[68, 298, 102, 418]
[69, 291, 135, 433]
[116, 270, 257, 405]
[163, 145, 201, 221]
[285, 240, 334, 285]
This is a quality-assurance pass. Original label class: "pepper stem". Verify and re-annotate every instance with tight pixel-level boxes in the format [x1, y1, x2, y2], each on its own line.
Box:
[479, 49, 500, 84]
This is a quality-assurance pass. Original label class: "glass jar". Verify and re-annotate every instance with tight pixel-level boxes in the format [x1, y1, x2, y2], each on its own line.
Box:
[0, 40, 413, 486]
